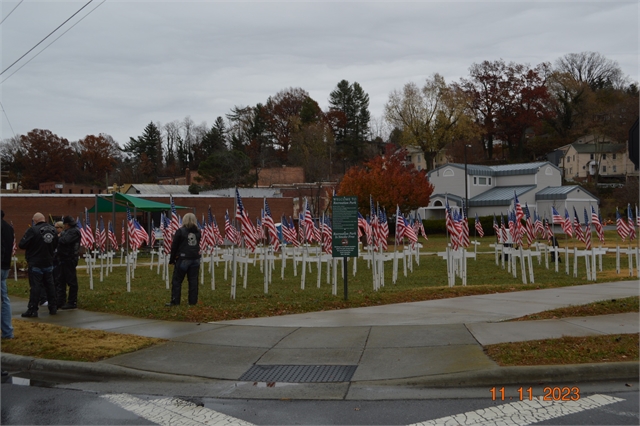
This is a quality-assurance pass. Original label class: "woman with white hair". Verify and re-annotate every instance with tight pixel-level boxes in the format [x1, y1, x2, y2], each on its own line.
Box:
[166, 212, 201, 306]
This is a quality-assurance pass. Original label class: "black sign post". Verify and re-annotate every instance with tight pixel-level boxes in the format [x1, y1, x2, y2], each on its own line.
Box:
[332, 196, 359, 300]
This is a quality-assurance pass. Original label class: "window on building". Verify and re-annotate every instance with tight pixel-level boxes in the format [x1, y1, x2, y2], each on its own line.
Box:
[68, 189, 72, 194]
[488, 178, 492, 185]
[473, 177, 477, 184]
[613, 153, 616, 160]
[602, 165, 607, 173]
[443, 169, 454, 177]
[567, 156, 570, 163]
[80, 189, 84, 194]
[590, 154, 594, 160]
[417, 154, 421, 163]
[478, 177, 487, 185]
[573, 155, 575, 161]
[417, 165, 422, 171]
[613, 165, 617, 173]
[602, 154, 607, 160]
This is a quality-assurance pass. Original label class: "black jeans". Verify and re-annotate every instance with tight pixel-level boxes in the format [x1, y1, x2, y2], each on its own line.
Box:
[28, 266, 56, 312]
[57, 259, 79, 305]
[170, 258, 200, 305]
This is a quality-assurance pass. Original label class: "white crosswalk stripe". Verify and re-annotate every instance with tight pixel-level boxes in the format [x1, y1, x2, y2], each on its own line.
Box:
[101, 393, 254, 426]
[408, 394, 624, 426]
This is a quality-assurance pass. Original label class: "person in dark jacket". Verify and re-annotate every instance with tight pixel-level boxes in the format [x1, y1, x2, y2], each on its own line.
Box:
[18, 212, 58, 317]
[166, 213, 201, 306]
[1, 210, 15, 339]
[57, 216, 82, 310]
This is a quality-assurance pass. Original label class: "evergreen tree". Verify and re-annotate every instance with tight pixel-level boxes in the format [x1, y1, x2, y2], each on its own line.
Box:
[123, 122, 163, 180]
[328, 80, 371, 166]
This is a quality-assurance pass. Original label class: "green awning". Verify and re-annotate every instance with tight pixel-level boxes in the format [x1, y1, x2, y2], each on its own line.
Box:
[87, 193, 189, 213]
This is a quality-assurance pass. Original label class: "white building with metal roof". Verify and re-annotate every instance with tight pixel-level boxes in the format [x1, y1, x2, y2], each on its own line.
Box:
[422, 161, 599, 220]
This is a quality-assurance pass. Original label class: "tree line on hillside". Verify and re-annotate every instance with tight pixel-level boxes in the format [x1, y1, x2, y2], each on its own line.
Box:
[1, 52, 637, 191]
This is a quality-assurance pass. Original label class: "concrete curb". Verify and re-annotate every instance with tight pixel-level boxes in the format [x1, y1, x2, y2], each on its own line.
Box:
[1, 353, 209, 383]
[357, 362, 640, 388]
[4, 353, 637, 388]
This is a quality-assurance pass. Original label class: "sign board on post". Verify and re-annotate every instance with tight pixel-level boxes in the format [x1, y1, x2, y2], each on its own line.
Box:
[332, 196, 358, 300]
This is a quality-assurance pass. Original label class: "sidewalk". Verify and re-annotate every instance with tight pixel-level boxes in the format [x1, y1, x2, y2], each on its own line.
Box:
[2, 280, 638, 400]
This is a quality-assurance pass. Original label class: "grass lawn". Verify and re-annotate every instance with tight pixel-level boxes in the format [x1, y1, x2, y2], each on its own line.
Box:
[510, 296, 639, 321]
[7, 233, 637, 323]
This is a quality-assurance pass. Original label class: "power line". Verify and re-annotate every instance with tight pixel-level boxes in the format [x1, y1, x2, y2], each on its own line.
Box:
[0, 101, 17, 139]
[0, 0, 24, 26]
[1, 0, 94, 76]
[1, 0, 106, 85]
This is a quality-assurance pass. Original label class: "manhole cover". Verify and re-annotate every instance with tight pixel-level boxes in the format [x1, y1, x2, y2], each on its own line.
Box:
[239, 365, 357, 383]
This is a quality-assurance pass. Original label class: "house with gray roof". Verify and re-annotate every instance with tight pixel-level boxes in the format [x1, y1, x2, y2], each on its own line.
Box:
[421, 161, 599, 221]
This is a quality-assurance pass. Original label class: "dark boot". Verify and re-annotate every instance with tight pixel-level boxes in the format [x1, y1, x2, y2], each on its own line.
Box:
[60, 303, 77, 310]
[21, 310, 38, 318]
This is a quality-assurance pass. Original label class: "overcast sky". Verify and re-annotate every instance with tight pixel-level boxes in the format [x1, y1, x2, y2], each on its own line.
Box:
[1, 1, 638, 146]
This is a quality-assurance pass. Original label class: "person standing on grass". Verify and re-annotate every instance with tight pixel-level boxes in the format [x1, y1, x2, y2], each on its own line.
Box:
[18, 212, 58, 317]
[1, 210, 15, 339]
[56, 216, 81, 310]
[166, 213, 201, 307]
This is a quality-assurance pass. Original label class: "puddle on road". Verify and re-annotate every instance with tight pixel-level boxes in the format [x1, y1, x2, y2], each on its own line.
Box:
[2, 373, 67, 388]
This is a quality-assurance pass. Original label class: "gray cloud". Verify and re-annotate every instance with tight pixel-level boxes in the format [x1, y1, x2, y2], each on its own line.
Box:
[2, 1, 637, 145]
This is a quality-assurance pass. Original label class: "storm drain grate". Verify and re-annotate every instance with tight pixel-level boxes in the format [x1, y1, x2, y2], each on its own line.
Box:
[239, 365, 357, 383]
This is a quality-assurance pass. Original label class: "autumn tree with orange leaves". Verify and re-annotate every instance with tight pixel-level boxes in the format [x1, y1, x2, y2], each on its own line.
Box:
[337, 151, 433, 215]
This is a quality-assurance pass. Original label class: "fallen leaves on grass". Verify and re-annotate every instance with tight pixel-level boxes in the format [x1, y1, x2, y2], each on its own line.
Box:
[484, 334, 639, 366]
[2, 319, 166, 362]
[510, 297, 639, 321]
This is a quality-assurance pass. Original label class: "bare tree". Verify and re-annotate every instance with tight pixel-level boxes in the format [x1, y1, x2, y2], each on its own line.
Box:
[555, 52, 627, 90]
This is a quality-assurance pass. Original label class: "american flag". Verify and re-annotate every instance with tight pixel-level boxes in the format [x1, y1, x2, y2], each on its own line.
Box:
[591, 206, 605, 243]
[84, 209, 95, 249]
[298, 212, 306, 244]
[199, 214, 212, 249]
[573, 207, 585, 243]
[321, 215, 332, 254]
[492, 214, 499, 241]
[475, 213, 484, 237]
[551, 206, 564, 225]
[378, 208, 389, 251]
[395, 206, 405, 242]
[256, 217, 266, 242]
[357, 212, 369, 242]
[169, 196, 180, 236]
[628, 204, 636, 241]
[263, 199, 280, 252]
[534, 209, 544, 238]
[127, 208, 140, 250]
[108, 221, 118, 250]
[281, 215, 294, 245]
[616, 208, 630, 241]
[583, 208, 592, 250]
[562, 208, 573, 238]
[235, 188, 256, 251]
[415, 212, 427, 240]
[121, 220, 125, 248]
[507, 211, 516, 244]
[460, 209, 470, 248]
[225, 210, 241, 246]
[96, 217, 106, 252]
[369, 196, 379, 248]
[445, 199, 458, 247]
[524, 203, 535, 245]
[637, 205, 640, 228]
[514, 192, 525, 224]
[162, 214, 172, 254]
[77, 217, 93, 251]
[454, 210, 466, 248]
[403, 215, 418, 247]
[544, 217, 553, 243]
[312, 218, 321, 243]
[211, 215, 224, 246]
[197, 218, 208, 252]
[150, 219, 156, 248]
[288, 217, 300, 247]
[134, 219, 148, 247]
[302, 198, 315, 243]
[500, 213, 508, 243]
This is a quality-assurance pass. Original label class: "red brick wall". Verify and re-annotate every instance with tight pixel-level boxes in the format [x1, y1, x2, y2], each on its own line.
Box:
[2, 194, 293, 251]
